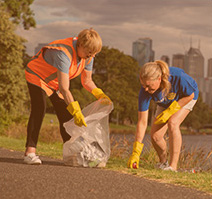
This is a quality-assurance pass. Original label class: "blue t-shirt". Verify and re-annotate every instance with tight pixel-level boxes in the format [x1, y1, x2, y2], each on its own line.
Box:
[43, 40, 93, 74]
[138, 67, 199, 111]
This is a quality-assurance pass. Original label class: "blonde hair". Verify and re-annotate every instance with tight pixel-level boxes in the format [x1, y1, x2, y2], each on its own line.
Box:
[77, 28, 102, 54]
[139, 60, 171, 97]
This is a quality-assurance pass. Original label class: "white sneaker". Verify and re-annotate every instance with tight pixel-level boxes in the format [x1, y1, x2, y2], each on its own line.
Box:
[155, 160, 169, 169]
[163, 166, 177, 172]
[24, 153, 42, 165]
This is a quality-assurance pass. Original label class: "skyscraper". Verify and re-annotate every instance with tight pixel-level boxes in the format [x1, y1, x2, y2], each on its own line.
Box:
[172, 54, 185, 69]
[160, 55, 170, 65]
[184, 46, 205, 105]
[205, 58, 212, 107]
[132, 38, 154, 67]
[184, 47, 204, 78]
[207, 58, 212, 77]
[203, 77, 212, 108]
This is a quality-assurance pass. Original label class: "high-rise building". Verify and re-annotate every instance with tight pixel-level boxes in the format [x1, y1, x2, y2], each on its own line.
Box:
[34, 43, 48, 55]
[207, 58, 212, 77]
[172, 54, 185, 69]
[198, 77, 212, 108]
[204, 58, 212, 107]
[132, 38, 154, 67]
[184, 47, 204, 78]
[160, 55, 170, 65]
[184, 46, 206, 105]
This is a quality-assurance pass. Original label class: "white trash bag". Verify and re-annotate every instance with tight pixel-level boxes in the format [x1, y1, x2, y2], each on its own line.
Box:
[63, 100, 114, 167]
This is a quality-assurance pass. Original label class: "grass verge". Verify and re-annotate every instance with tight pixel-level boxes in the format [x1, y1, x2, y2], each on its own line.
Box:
[0, 135, 211, 194]
[107, 157, 212, 194]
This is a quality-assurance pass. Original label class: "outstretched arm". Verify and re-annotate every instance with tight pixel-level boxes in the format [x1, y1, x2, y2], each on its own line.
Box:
[127, 110, 148, 169]
[81, 69, 96, 92]
[57, 69, 74, 104]
[81, 69, 111, 104]
[57, 70, 87, 127]
[136, 110, 148, 143]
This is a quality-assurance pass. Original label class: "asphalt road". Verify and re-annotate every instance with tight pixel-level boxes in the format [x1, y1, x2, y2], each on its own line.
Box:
[0, 147, 211, 199]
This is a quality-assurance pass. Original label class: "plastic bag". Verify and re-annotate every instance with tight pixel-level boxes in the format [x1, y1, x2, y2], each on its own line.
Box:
[63, 100, 113, 167]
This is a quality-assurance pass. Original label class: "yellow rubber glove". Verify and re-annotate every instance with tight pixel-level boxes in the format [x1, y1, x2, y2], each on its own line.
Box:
[154, 100, 181, 125]
[67, 101, 87, 127]
[127, 141, 144, 169]
[92, 88, 111, 105]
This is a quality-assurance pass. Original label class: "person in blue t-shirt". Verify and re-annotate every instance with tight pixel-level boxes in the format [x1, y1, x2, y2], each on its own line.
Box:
[128, 60, 199, 172]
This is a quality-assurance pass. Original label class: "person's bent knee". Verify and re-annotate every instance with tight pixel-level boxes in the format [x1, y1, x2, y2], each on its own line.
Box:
[167, 118, 180, 132]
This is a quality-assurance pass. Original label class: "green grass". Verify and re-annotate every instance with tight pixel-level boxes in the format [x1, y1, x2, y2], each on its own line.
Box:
[199, 128, 212, 134]
[0, 136, 63, 159]
[106, 157, 212, 193]
[0, 135, 211, 194]
[43, 113, 59, 126]
[0, 136, 26, 151]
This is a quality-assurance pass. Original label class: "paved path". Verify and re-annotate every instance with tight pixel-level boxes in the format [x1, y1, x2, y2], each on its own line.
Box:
[0, 147, 211, 199]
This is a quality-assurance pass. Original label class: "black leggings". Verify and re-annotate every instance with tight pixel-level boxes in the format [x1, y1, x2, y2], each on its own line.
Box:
[26, 83, 72, 148]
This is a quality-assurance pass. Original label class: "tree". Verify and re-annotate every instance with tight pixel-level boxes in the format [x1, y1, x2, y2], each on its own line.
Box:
[0, 5, 27, 129]
[1, 0, 36, 29]
[93, 46, 140, 124]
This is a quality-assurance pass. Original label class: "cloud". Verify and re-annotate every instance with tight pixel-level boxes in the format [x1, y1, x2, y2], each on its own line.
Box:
[16, 20, 186, 59]
[19, 0, 212, 64]
[16, 21, 88, 54]
[32, 0, 212, 27]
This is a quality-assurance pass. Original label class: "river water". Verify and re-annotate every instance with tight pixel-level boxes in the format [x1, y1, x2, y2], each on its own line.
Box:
[110, 133, 212, 170]
[110, 133, 212, 151]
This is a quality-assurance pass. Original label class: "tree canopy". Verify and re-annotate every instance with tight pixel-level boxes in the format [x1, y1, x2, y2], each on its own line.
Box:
[93, 46, 140, 124]
[0, 5, 27, 129]
[1, 0, 36, 29]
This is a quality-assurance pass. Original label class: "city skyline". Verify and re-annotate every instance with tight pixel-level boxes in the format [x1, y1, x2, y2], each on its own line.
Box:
[17, 0, 212, 70]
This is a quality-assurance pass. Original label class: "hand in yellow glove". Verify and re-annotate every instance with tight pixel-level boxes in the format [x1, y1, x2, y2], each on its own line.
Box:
[92, 88, 112, 105]
[127, 141, 144, 169]
[154, 100, 181, 125]
[67, 101, 87, 127]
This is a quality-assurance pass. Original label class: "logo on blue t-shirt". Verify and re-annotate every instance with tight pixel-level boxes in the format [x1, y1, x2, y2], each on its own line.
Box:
[167, 92, 176, 100]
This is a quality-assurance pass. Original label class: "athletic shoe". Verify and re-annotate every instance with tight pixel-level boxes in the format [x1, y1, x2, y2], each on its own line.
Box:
[155, 160, 169, 169]
[163, 166, 177, 172]
[24, 153, 42, 165]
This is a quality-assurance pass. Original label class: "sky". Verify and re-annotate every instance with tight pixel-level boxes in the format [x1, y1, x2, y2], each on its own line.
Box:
[17, 0, 212, 72]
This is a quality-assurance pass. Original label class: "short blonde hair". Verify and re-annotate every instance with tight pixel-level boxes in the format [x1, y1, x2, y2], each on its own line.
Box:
[77, 28, 102, 54]
[139, 60, 171, 97]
